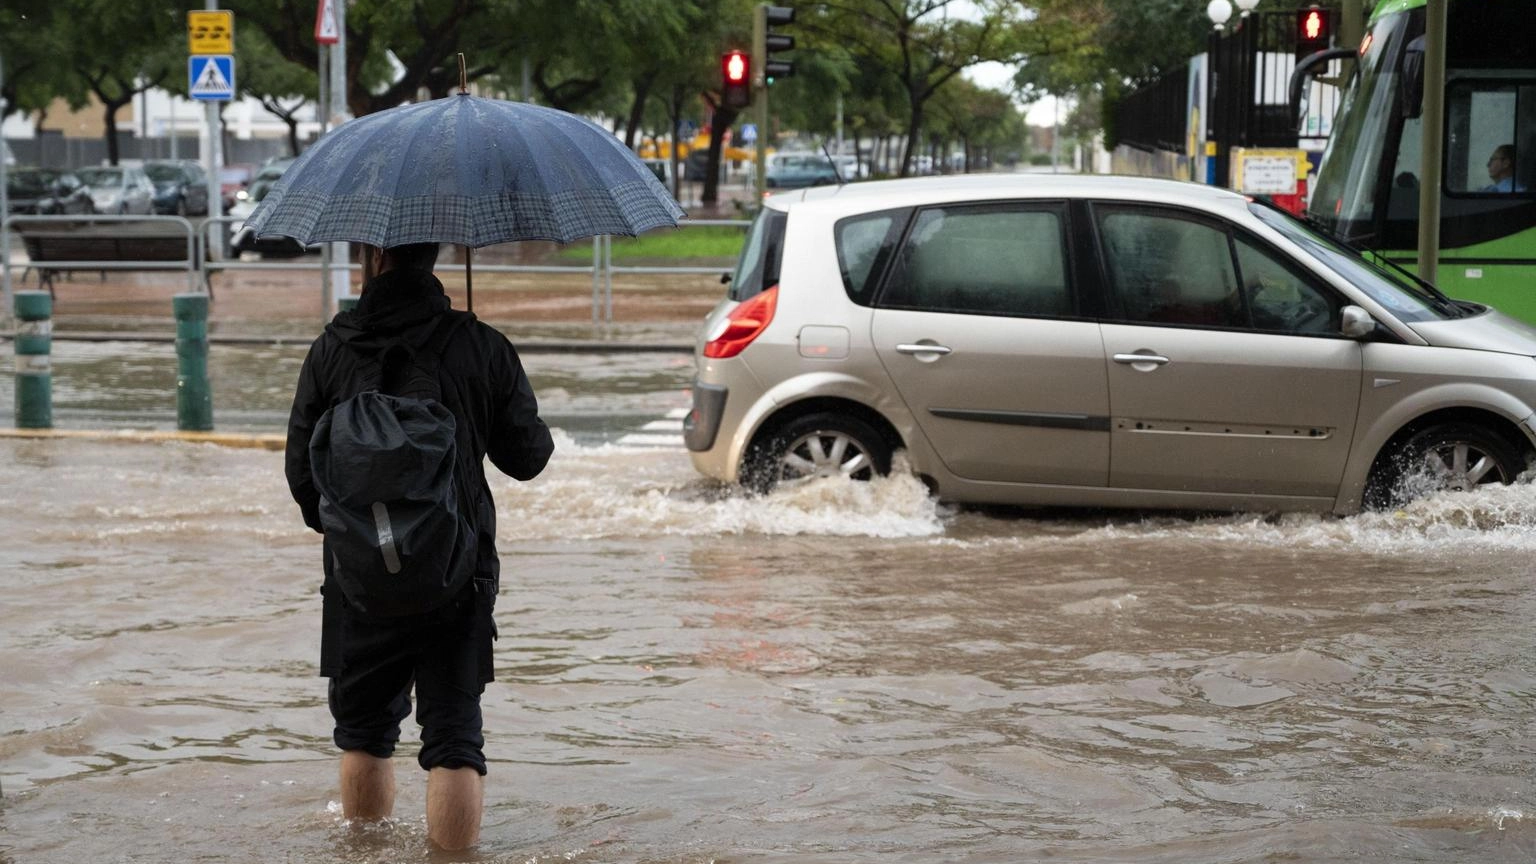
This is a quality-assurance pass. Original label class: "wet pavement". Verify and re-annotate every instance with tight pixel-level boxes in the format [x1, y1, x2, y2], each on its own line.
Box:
[2, 336, 1535, 862]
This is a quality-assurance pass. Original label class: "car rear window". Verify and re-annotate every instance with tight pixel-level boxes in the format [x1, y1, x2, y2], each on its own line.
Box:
[835, 208, 909, 305]
[728, 209, 787, 301]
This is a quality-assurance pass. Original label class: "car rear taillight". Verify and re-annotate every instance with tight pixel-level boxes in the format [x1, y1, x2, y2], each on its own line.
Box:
[703, 286, 778, 358]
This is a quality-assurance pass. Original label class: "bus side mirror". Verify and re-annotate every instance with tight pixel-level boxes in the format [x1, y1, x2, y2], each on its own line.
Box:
[1288, 48, 1356, 133]
[1400, 35, 1425, 120]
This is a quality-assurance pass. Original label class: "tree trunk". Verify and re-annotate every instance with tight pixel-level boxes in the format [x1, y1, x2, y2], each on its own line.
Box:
[103, 102, 123, 166]
[623, 73, 655, 150]
[705, 105, 737, 207]
[287, 118, 301, 157]
[668, 85, 684, 204]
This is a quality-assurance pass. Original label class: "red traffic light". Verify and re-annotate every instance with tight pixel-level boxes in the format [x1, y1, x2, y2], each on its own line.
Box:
[721, 50, 751, 109]
[1296, 6, 1330, 51]
[1302, 9, 1323, 40]
[723, 50, 748, 85]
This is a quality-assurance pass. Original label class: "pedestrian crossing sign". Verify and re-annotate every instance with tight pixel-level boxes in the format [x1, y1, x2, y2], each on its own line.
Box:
[188, 55, 236, 101]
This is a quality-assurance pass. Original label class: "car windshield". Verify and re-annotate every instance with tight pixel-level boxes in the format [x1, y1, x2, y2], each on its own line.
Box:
[1250, 202, 1461, 322]
[76, 168, 123, 188]
[144, 164, 184, 183]
[7, 171, 56, 195]
[219, 167, 250, 184]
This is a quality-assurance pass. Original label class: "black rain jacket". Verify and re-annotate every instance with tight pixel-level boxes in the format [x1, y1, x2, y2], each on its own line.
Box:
[285, 267, 554, 591]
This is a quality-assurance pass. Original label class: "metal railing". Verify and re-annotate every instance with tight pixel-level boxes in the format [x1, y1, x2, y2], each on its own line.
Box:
[2, 214, 752, 328]
[2, 214, 204, 309]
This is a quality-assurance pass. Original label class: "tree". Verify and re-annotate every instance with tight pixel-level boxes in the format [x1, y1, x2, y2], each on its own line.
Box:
[0, 0, 69, 123]
[810, 0, 1025, 176]
[928, 76, 1020, 172]
[228, 0, 492, 117]
[54, 0, 182, 165]
[234, 27, 318, 156]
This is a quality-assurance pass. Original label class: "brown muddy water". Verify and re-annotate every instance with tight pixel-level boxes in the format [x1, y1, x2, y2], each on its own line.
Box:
[2, 346, 1536, 862]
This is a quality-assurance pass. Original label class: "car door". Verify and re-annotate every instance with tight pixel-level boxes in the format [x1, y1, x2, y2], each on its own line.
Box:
[1091, 203, 1363, 499]
[871, 201, 1110, 487]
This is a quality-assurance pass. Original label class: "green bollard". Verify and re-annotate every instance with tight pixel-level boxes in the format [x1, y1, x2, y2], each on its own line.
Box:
[13, 290, 52, 429]
[173, 293, 213, 431]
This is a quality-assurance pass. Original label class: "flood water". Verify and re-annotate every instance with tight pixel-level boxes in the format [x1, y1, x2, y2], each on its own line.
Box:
[2, 343, 1536, 862]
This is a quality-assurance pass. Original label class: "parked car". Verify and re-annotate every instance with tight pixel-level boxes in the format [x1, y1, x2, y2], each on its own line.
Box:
[764, 153, 840, 190]
[229, 158, 315, 256]
[5, 168, 94, 214]
[143, 159, 210, 216]
[686, 174, 1536, 515]
[75, 165, 156, 214]
[218, 163, 257, 210]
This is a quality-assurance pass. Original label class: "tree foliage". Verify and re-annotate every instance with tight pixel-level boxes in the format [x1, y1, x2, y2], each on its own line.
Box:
[3, 0, 1036, 185]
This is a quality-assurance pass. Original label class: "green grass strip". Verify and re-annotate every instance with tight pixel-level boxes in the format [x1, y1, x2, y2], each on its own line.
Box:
[557, 225, 747, 261]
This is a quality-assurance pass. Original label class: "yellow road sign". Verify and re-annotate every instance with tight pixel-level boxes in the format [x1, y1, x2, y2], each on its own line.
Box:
[188, 10, 234, 55]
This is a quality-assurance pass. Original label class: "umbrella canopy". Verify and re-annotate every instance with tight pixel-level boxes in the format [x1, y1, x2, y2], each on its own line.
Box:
[242, 94, 684, 248]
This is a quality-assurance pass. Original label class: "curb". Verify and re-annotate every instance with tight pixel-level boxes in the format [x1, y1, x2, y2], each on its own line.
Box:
[0, 427, 286, 450]
[0, 331, 693, 353]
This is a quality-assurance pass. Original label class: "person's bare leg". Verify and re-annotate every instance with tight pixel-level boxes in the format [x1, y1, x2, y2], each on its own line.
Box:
[339, 751, 395, 820]
[426, 766, 484, 850]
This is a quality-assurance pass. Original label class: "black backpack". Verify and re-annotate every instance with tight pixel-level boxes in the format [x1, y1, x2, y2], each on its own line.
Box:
[309, 313, 475, 618]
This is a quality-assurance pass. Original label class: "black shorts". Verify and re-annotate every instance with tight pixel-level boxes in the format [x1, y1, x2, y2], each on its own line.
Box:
[321, 584, 496, 774]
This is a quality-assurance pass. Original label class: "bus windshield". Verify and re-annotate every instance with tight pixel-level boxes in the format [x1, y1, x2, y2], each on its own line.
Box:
[1309, 11, 1411, 240]
[1252, 202, 1462, 322]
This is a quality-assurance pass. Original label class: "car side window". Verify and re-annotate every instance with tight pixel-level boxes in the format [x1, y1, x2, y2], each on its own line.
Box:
[1233, 235, 1343, 335]
[1097, 209, 1243, 328]
[879, 204, 1070, 317]
[835, 209, 907, 305]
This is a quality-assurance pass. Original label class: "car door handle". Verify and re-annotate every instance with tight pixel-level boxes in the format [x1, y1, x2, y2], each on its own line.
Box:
[1112, 353, 1170, 365]
[896, 343, 953, 355]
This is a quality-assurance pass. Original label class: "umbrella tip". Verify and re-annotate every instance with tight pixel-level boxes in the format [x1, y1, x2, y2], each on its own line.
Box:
[458, 54, 468, 95]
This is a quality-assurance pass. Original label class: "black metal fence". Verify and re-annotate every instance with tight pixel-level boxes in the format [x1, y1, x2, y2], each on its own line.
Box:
[1113, 65, 1190, 154]
[1115, 8, 1343, 163]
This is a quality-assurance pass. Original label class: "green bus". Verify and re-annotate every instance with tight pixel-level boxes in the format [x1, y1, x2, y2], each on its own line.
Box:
[1307, 0, 1536, 319]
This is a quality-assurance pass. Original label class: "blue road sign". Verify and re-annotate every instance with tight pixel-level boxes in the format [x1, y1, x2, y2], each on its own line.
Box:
[188, 55, 235, 101]
[740, 123, 758, 144]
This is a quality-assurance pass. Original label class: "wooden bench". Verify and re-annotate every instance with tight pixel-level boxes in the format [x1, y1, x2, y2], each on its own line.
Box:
[18, 224, 211, 298]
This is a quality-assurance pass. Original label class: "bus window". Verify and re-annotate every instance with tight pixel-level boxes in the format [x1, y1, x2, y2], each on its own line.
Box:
[1445, 82, 1535, 194]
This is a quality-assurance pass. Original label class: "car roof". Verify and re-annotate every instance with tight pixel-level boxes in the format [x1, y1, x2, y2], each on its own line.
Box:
[762, 173, 1250, 216]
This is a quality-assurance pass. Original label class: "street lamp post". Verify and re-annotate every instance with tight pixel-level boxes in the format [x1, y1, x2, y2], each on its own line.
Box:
[1206, 0, 1260, 188]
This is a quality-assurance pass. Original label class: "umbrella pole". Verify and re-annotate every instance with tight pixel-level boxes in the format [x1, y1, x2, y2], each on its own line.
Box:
[464, 244, 473, 312]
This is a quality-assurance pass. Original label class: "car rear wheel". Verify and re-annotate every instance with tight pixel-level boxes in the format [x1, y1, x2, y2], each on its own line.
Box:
[1364, 422, 1528, 509]
[744, 412, 892, 493]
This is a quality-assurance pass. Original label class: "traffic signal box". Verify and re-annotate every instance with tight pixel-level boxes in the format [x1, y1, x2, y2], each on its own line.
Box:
[1296, 6, 1332, 60]
[761, 5, 795, 85]
[722, 50, 751, 109]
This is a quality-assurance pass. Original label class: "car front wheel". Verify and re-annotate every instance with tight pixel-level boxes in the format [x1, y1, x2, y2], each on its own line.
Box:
[744, 412, 893, 493]
[1365, 422, 1529, 509]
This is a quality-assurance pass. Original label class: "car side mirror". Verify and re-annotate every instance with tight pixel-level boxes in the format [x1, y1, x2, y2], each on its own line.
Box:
[1341, 305, 1375, 338]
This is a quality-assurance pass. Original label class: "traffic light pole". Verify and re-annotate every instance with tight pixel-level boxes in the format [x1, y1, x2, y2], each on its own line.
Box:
[752, 5, 768, 205]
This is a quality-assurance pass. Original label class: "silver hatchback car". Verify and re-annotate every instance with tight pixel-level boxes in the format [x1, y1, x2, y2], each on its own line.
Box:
[685, 175, 1536, 514]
